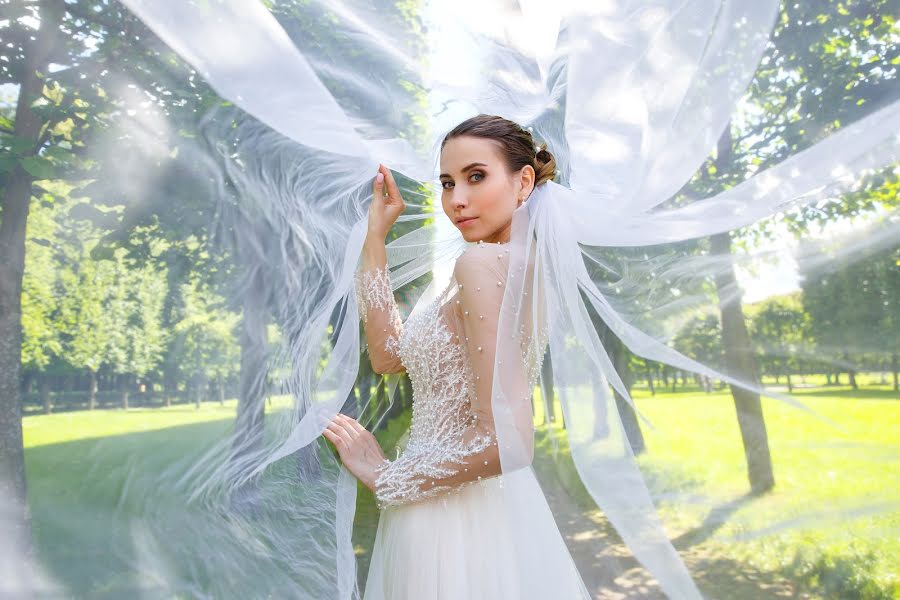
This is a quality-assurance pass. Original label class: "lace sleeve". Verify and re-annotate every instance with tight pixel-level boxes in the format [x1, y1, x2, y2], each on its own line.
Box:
[373, 243, 525, 509]
[354, 264, 405, 374]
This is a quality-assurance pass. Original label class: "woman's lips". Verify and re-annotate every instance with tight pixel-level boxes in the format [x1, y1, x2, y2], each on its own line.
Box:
[457, 217, 477, 227]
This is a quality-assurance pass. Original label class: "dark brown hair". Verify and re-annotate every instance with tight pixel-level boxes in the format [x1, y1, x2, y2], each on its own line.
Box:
[441, 114, 558, 188]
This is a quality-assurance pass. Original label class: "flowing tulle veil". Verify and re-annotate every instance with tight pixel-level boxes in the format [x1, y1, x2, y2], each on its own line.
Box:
[7, 1, 899, 598]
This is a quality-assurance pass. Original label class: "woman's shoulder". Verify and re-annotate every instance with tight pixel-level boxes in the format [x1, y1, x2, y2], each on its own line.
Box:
[454, 241, 510, 280]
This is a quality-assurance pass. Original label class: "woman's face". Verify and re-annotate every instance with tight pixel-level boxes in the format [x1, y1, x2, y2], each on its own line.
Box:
[439, 135, 534, 244]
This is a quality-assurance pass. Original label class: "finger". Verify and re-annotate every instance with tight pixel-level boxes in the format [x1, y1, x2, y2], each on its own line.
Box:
[340, 415, 369, 438]
[326, 420, 354, 446]
[382, 166, 401, 200]
[340, 418, 381, 456]
[334, 414, 361, 440]
[372, 184, 384, 204]
[322, 428, 344, 449]
[372, 171, 385, 201]
[326, 419, 351, 437]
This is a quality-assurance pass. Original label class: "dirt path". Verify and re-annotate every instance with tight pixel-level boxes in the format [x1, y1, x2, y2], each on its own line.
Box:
[536, 458, 811, 599]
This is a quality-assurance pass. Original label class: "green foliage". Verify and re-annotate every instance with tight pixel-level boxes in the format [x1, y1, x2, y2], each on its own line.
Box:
[19, 180, 241, 398]
[677, 0, 898, 246]
[798, 228, 899, 362]
[785, 543, 896, 600]
[746, 293, 811, 380]
[171, 279, 241, 388]
[8, 0, 430, 403]
[20, 195, 63, 370]
[673, 313, 723, 365]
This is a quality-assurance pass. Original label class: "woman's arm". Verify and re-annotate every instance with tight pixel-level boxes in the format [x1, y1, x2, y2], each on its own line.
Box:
[355, 165, 407, 374]
[321, 165, 406, 493]
[355, 234, 406, 374]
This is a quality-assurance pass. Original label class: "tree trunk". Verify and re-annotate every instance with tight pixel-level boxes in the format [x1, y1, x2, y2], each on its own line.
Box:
[0, 0, 62, 567]
[88, 370, 97, 411]
[162, 366, 172, 407]
[844, 351, 858, 390]
[610, 336, 645, 455]
[892, 352, 898, 392]
[227, 266, 271, 514]
[120, 374, 129, 410]
[645, 362, 656, 396]
[709, 121, 775, 495]
[710, 230, 774, 494]
[41, 378, 51, 415]
[193, 373, 203, 409]
[231, 273, 269, 467]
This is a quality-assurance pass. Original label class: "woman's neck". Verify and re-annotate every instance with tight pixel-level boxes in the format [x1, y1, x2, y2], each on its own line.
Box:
[481, 223, 512, 245]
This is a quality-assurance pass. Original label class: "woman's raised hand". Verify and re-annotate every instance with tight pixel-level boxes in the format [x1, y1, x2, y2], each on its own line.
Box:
[368, 164, 405, 240]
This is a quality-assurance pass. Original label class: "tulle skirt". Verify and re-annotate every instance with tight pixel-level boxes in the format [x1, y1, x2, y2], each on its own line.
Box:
[363, 468, 592, 600]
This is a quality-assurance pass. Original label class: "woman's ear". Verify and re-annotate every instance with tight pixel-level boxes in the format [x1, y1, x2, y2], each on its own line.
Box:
[520, 165, 536, 201]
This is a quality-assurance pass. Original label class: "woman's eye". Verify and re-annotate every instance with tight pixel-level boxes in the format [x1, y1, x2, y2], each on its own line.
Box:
[441, 173, 481, 189]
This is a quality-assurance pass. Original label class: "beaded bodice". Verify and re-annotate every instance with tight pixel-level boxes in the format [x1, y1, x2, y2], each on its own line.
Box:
[394, 295, 480, 452]
[355, 241, 512, 509]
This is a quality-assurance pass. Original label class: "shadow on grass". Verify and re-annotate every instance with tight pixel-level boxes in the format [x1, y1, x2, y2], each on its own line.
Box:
[780, 387, 899, 401]
[25, 415, 380, 599]
[26, 417, 233, 598]
[670, 491, 760, 548]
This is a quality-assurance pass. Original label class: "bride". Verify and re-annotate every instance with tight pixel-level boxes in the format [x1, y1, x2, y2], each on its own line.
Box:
[322, 114, 594, 599]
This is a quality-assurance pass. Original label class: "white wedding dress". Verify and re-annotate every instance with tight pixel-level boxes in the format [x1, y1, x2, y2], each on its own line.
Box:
[354, 240, 592, 600]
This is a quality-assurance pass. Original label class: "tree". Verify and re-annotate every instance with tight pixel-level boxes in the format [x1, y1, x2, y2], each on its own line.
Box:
[747, 293, 809, 392]
[0, 0, 65, 558]
[673, 313, 724, 392]
[799, 223, 900, 391]
[680, 0, 897, 494]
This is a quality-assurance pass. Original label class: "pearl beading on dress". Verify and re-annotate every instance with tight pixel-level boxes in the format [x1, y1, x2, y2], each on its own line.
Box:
[354, 253, 502, 510]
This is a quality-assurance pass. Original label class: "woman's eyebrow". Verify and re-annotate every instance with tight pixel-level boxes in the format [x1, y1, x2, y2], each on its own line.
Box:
[439, 162, 488, 178]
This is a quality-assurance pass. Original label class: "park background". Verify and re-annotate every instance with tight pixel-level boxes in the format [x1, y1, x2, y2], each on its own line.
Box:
[1, 1, 897, 598]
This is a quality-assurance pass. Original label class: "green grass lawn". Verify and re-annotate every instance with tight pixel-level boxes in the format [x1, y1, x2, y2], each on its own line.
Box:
[21, 377, 898, 599]
[23, 403, 240, 598]
[531, 375, 899, 599]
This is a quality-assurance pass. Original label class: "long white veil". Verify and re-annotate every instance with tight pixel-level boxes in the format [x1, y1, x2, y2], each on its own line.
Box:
[6, 1, 898, 598]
